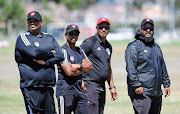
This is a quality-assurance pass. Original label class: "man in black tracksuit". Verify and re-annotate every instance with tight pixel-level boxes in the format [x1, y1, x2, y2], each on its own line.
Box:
[15, 11, 64, 114]
[125, 18, 171, 114]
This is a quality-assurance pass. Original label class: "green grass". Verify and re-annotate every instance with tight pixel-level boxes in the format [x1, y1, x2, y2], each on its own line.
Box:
[109, 40, 180, 47]
[109, 40, 134, 46]
[104, 76, 180, 114]
[1, 76, 180, 113]
[0, 79, 26, 113]
[1, 40, 180, 55]
[0, 40, 180, 113]
[0, 41, 16, 54]
[157, 40, 180, 47]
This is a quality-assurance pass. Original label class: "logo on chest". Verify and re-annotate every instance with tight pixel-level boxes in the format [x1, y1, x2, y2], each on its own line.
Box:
[70, 56, 74, 61]
[97, 47, 101, 51]
[34, 42, 39, 47]
[106, 48, 111, 55]
[144, 49, 148, 53]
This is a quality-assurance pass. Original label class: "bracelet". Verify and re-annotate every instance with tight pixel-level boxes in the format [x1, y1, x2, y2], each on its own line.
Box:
[79, 64, 83, 71]
[109, 86, 116, 90]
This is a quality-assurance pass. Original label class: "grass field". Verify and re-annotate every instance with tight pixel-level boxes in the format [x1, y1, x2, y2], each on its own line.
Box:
[0, 40, 180, 114]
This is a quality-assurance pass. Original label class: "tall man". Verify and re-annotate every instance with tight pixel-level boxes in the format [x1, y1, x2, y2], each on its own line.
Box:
[125, 18, 171, 114]
[80, 17, 118, 114]
[15, 11, 64, 114]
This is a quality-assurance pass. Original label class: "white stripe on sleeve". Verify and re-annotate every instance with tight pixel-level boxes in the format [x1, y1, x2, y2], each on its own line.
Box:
[20, 33, 31, 46]
[62, 48, 68, 64]
[80, 47, 88, 59]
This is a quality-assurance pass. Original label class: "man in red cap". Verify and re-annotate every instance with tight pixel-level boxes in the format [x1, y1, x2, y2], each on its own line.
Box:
[80, 18, 118, 114]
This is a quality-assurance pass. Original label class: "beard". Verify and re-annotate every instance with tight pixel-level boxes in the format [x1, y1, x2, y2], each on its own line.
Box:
[142, 32, 154, 43]
[143, 35, 154, 42]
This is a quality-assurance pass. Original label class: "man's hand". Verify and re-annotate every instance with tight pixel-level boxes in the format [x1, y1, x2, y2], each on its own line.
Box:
[81, 80, 87, 93]
[135, 87, 143, 95]
[81, 59, 93, 72]
[33, 59, 45, 65]
[164, 87, 170, 97]
[82, 59, 89, 67]
[51, 50, 56, 55]
[110, 88, 118, 101]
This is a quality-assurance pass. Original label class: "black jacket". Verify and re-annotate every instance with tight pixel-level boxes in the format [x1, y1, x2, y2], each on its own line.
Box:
[15, 31, 64, 88]
[125, 30, 171, 97]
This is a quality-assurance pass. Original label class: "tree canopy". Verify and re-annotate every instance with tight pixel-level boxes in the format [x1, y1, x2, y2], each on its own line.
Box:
[33, 0, 99, 10]
[0, 0, 25, 22]
[0, 0, 26, 34]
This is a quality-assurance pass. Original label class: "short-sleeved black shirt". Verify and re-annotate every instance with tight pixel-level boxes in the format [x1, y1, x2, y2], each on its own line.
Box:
[80, 34, 112, 88]
[56, 43, 86, 96]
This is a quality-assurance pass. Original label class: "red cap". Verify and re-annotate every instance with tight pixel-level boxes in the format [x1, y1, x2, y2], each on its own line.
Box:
[96, 17, 110, 26]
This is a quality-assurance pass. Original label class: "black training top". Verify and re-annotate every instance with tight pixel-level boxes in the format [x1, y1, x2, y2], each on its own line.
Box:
[80, 34, 112, 88]
[125, 32, 171, 97]
[15, 31, 64, 88]
[56, 43, 87, 96]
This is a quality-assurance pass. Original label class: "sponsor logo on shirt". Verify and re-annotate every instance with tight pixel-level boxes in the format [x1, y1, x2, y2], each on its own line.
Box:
[70, 56, 74, 61]
[144, 49, 148, 53]
[34, 42, 39, 47]
[97, 47, 101, 51]
[106, 48, 111, 55]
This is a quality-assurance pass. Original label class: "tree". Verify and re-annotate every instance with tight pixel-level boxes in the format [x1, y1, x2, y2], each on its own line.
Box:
[0, 0, 26, 35]
[53, 0, 99, 10]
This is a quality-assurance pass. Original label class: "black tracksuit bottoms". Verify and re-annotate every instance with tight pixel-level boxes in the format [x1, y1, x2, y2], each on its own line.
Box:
[130, 95, 162, 114]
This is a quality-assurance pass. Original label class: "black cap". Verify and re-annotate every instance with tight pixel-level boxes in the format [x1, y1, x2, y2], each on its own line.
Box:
[141, 18, 154, 27]
[27, 11, 42, 21]
[65, 24, 80, 34]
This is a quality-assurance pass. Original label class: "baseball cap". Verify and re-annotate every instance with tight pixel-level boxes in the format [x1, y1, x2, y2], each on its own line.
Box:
[27, 11, 42, 21]
[141, 18, 154, 27]
[65, 24, 80, 34]
[96, 17, 110, 26]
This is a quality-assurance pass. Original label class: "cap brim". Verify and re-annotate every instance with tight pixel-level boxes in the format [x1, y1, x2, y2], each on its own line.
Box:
[67, 29, 80, 33]
[97, 21, 110, 26]
[27, 18, 41, 21]
[141, 22, 154, 27]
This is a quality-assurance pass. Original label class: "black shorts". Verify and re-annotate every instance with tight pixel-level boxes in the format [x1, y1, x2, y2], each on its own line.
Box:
[21, 86, 56, 114]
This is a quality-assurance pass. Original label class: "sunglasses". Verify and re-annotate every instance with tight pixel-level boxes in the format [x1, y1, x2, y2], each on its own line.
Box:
[97, 25, 109, 30]
[68, 32, 79, 36]
[142, 27, 154, 31]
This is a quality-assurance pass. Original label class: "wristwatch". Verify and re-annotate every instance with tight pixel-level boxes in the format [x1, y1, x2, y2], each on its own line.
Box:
[79, 64, 83, 71]
[109, 86, 116, 90]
